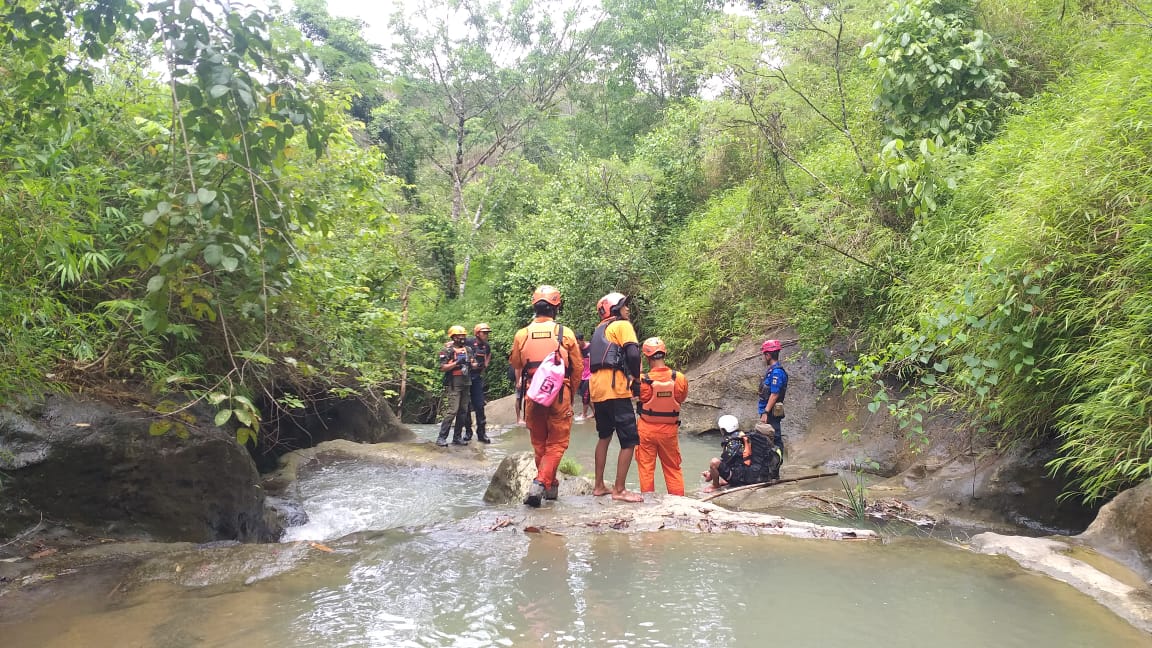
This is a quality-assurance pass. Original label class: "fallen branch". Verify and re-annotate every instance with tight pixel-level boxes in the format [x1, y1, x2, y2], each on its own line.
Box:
[700, 472, 838, 502]
[0, 512, 45, 550]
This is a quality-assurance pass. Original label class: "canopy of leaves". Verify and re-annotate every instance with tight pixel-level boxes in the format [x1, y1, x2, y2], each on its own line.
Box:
[4, 0, 1151, 506]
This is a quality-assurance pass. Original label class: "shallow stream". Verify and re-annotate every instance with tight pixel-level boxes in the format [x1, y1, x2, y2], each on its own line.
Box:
[5, 423, 1150, 647]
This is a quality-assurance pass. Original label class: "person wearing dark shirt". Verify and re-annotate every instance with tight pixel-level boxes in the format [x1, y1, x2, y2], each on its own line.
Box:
[463, 323, 493, 444]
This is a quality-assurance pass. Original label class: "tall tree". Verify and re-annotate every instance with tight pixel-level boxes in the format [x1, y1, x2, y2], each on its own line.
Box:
[387, 0, 601, 297]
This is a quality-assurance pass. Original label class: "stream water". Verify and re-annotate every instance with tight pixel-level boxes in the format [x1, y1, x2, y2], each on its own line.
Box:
[5, 422, 1150, 647]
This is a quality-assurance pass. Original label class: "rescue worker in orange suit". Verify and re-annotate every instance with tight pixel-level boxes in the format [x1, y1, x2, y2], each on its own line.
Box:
[589, 292, 644, 503]
[437, 325, 476, 447]
[635, 337, 689, 496]
[509, 285, 584, 507]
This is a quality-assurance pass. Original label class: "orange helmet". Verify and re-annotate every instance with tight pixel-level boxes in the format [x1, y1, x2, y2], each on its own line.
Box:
[761, 339, 782, 353]
[447, 325, 467, 337]
[474, 323, 491, 334]
[596, 292, 628, 319]
[531, 285, 562, 306]
[641, 337, 666, 357]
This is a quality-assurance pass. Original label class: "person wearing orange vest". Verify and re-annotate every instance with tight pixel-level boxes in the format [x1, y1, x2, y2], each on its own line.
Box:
[436, 325, 476, 447]
[589, 292, 644, 503]
[635, 337, 689, 496]
[509, 285, 584, 507]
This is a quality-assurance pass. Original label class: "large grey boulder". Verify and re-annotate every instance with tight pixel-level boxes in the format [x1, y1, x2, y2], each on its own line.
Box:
[0, 395, 269, 543]
[1078, 479, 1152, 577]
[483, 451, 593, 504]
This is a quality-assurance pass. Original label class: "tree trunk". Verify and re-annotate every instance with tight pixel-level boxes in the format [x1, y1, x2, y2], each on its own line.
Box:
[397, 282, 412, 414]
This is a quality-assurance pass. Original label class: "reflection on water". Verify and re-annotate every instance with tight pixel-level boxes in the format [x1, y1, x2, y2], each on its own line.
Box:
[5, 429, 1151, 648]
[272, 530, 1149, 648]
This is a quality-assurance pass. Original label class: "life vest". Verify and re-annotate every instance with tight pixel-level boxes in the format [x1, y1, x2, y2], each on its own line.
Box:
[759, 364, 789, 402]
[470, 337, 490, 373]
[639, 371, 680, 424]
[517, 321, 566, 382]
[440, 343, 473, 383]
[589, 319, 625, 374]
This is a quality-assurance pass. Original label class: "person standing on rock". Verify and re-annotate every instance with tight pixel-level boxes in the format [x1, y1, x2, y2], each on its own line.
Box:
[589, 292, 644, 503]
[702, 414, 780, 492]
[757, 339, 788, 453]
[509, 285, 584, 507]
[437, 325, 476, 446]
[576, 331, 593, 421]
[462, 323, 493, 444]
[635, 337, 688, 496]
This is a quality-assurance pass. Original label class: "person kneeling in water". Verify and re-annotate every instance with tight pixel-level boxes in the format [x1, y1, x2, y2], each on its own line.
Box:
[701, 415, 781, 493]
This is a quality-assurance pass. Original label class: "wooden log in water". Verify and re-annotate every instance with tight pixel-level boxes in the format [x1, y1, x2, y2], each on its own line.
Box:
[700, 472, 839, 502]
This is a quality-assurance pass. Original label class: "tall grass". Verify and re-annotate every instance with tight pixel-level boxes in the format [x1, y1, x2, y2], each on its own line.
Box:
[874, 27, 1152, 501]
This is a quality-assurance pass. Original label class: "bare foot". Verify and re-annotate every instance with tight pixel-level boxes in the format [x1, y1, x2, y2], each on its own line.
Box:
[592, 486, 612, 497]
[611, 489, 644, 503]
[701, 484, 719, 493]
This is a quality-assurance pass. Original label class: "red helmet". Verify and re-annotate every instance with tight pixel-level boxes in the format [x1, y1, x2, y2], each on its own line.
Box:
[531, 285, 562, 306]
[641, 337, 666, 357]
[761, 339, 782, 353]
[596, 292, 628, 319]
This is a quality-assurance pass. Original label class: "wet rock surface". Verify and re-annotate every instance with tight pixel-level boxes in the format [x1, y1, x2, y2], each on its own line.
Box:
[470, 495, 879, 541]
[483, 451, 594, 504]
[251, 391, 412, 472]
[971, 532, 1152, 634]
[0, 395, 269, 543]
[1079, 479, 1152, 578]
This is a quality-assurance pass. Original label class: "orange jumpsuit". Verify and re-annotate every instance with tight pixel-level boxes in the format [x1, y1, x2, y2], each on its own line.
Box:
[509, 317, 584, 491]
[636, 366, 689, 495]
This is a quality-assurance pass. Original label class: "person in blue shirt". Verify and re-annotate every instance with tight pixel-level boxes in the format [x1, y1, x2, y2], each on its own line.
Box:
[757, 339, 788, 452]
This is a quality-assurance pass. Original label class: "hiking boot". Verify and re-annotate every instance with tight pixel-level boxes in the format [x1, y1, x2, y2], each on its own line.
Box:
[435, 436, 449, 447]
[544, 479, 559, 500]
[462, 429, 473, 442]
[452, 437, 468, 446]
[477, 432, 492, 444]
[524, 480, 545, 508]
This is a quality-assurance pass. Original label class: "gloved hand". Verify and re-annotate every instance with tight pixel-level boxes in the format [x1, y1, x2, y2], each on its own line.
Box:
[635, 400, 643, 416]
[630, 381, 641, 399]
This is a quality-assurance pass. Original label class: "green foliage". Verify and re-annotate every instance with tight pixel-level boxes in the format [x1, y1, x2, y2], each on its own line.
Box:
[840, 473, 869, 520]
[863, 0, 1018, 220]
[846, 24, 1152, 501]
[2, 0, 1149, 512]
[0, 1, 420, 443]
[558, 457, 583, 477]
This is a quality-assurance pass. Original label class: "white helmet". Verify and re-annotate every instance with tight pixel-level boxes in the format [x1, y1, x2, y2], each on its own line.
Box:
[717, 415, 740, 434]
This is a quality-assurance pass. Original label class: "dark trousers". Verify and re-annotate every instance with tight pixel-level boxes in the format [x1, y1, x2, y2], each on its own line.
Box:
[464, 376, 486, 439]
